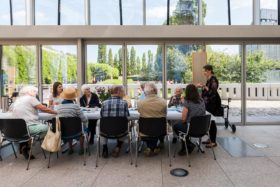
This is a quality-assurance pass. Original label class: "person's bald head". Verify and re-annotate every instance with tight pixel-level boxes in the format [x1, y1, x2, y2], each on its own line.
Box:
[175, 87, 183, 97]
[111, 85, 125, 97]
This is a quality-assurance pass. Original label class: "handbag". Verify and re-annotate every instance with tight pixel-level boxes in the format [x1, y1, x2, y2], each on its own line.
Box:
[41, 117, 61, 152]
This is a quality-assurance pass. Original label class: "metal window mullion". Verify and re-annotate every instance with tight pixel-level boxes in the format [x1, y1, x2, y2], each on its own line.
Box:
[77, 39, 86, 90]
[58, 0, 61, 25]
[278, 0, 280, 25]
[241, 43, 246, 125]
[25, 0, 35, 25]
[227, 0, 231, 25]
[253, 0, 260, 25]
[36, 44, 43, 101]
[85, 0, 91, 25]
[198, 0, 202, 25]
[0, 45, 3, 97]
[9, 0, 13, 25]
[119, 0, 123, 25]
[163, 43, 167, 99]
[143, 0, 146, 25]
[167, 0, 170, 25]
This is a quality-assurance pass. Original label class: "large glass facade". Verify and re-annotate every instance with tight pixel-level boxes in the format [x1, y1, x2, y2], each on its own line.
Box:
[1, 45, 37, 96]
[246, 44, 280, 123]
[61, 0, 85, 25]
[146, 0, 167, 25]
[12, 0, 26, 25]
[122, 0, 143, 25]
[35, 0, 58, 25]
[204, 0, 228, 25]
[42, 45, 77, 103]
[231, 0, 253, 25]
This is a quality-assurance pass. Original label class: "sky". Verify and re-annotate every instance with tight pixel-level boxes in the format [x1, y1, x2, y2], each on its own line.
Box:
[0, 0, 278, 58]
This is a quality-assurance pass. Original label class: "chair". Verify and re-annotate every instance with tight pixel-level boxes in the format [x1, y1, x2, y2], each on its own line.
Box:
[95, 117, 131, 167]
[173, 115, 216, 167]
[47, 117, 89, 168]
[0, 119, 46, 170]
[136, 117, 171, 167]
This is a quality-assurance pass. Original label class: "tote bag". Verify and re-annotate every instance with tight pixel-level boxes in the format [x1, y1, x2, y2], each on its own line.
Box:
[41, 117, 61, 152]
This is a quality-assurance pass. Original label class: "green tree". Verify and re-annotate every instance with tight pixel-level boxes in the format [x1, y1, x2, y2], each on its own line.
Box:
[167, 47, 187, 83]
[136, 56, 141, 75]
[97, 45, 107, 64]
[147, 50, 154, 79]
[141, 53, 148, 78]
[130, 47, 136, 75]
[118, 48, 123, 75]
[108, 48, 113, 66]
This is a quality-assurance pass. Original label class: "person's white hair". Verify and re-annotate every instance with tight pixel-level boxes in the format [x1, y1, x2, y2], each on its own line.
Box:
[144, 83, 157, 96]
[81, 84, 91, 93]
[18, 86, 38, 96]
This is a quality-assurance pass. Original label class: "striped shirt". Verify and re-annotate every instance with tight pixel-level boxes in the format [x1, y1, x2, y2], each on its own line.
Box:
[101, 96, 130, 118]
[56, 103, 88, 126]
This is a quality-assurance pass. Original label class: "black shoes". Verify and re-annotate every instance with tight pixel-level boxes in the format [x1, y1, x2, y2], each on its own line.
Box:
[172, 137, 177, 144]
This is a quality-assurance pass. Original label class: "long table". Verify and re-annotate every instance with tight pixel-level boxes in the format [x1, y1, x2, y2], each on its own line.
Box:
[0, 108, 183, 121]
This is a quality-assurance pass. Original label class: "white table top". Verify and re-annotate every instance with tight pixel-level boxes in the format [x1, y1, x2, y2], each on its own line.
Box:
[0, 108, 182, 121]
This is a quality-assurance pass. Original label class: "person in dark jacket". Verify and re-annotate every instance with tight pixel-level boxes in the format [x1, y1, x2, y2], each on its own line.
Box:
[80, 84, 101, 144]
[199, 64, 221, 148]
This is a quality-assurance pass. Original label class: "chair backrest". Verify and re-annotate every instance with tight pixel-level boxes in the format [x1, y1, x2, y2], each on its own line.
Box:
[58, 117, 83, 138]
[188, 115, 211, 138]
[100, 117, 128, 138]
[138, 117, 167, 137]
[0, 119, 29, 141]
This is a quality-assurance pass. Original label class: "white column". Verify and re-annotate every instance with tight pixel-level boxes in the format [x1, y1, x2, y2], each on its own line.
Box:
[85, 0, 91, 25]
[253, 0, 260, 25]
[25, 0, 35, 25]
[77, 39, 86, 91]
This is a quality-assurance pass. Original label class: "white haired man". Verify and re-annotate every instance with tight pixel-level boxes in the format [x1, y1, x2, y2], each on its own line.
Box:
[137, 83, 167, 156]
[11, 86, 57, 160]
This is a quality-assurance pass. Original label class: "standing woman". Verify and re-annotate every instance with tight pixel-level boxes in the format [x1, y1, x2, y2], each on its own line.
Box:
[200, 64, 221, 148]
[49, 82, 63, 108]
[80, 84, 101, 144]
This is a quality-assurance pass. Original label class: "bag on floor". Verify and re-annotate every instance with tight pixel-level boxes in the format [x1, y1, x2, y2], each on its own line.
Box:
[41, 117, 61, 152]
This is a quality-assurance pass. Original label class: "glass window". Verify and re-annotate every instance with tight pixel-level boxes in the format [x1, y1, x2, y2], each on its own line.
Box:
[12, 0, 26, 25]
[206, 45, 241, 123]
[127, 45, 163, 101]
[146, 0, 167, 25]
[170, 0, 199, 25]
[204, 0, 228, 25]
[122, 0, 143, 25]
[91, 0, 120, 25]
[2, 45, 37, 96]
[231, 0, 253, 25]
[86, 45, 123, 84]
[61, 0, 85, 25]
[42, 45, 77, 103]
[246, 44, 280, 123]
[35, 0, 58, 25]
[0, 0, 10, 25]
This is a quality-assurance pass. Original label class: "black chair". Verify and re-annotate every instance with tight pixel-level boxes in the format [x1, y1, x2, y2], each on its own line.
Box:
[96, 117, 131, 167]
[0, 119, 46, 170]
[136, 117, 171, 167]
[47, 117, 89, 168]
[174, 115, 216, 167]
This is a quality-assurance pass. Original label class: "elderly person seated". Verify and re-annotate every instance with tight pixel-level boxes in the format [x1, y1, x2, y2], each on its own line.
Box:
[168, 87, 184, 107]
[137, 83, 167, 156]
[11, 86, 57, 160]
[173, 84, 206, 155]
[56, 87, 88, 155]
[80, 84, 101, 144]
[100, 85, 130, 158]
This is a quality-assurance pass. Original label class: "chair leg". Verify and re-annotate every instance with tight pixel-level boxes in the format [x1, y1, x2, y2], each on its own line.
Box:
[129, 135, 133, 165]
[168, 135, 171, 167]
[11, 142, 17, 159]
[87, 135, 91, 156]
[135, 137, 138, 167]
[184, 140, 191, 167]
[83, 135, 86, 166]
[96, 137, 99, 167]
[0, 142, 2, 161]
[48, 152, 52, 168]
[26, 138, 34, 170]
[173, 140, 178, 158]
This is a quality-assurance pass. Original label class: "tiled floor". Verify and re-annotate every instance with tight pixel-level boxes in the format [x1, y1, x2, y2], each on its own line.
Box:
[1, 125, 280, 187]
